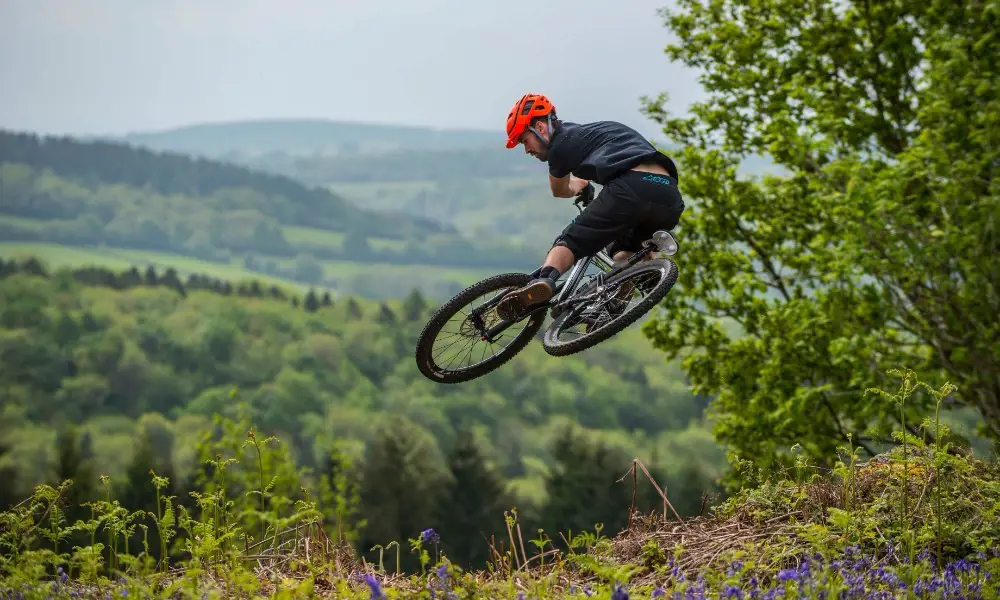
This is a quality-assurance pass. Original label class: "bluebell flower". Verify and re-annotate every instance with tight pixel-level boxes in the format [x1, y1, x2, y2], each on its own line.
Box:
[421, 528, 440, 544]
[611, 582, 630, 600]
[651, 587, 665, 598]
[362, 573, 385, 600]
[777, 569, 797, 583]
[722, 585, 744, 599]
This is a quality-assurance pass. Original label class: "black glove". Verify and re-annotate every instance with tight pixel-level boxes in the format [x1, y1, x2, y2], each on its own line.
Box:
[574, 182, 595, 209]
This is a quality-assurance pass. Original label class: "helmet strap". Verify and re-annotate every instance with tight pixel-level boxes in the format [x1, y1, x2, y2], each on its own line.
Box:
[528, 114, 555, 148]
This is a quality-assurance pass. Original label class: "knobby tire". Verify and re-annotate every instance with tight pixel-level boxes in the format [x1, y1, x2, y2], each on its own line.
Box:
[414, 272, 545, 384]
[541, 258, 678, 357]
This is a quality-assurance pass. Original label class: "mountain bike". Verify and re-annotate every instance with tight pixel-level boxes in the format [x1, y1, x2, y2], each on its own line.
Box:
[413, 187, 680, 384]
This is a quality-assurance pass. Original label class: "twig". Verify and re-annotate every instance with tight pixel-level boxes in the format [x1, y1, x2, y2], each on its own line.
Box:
[633, 457, 686, 524]
[516, 521, 529, 569]
[515, 548, 562, 573]
[505, 516, 521, 569]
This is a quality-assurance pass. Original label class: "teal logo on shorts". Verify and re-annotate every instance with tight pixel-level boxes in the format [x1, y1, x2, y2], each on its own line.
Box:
[642, 174, 672, 185]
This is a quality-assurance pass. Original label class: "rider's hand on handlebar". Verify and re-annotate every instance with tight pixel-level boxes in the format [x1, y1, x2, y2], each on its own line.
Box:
[574, 182, 595, 208]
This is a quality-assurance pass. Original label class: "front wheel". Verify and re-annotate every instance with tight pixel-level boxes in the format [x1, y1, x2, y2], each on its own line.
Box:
[541, 258, 678, 357]
[415, 273, 546, 384]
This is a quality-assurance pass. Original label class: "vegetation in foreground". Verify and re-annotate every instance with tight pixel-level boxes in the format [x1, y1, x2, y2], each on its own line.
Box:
[0, 255, 727, 580]
[1, 370, 997, 598]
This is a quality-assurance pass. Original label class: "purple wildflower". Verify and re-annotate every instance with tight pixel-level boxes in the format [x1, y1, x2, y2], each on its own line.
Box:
[611, 582, 630, 600]
[723, 585, 744, 599]
[362, 573, 385, 600]
[651, 586, 666, 598]
[727, 560, 745, 577]
[777, 569, 797, 583]
[420, 528, 440, 544]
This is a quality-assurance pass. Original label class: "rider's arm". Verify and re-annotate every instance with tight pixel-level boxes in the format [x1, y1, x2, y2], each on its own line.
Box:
[549, 173, 590, 198]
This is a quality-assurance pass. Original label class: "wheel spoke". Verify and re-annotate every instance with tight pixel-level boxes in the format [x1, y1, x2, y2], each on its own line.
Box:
[418, 277, 541, 378]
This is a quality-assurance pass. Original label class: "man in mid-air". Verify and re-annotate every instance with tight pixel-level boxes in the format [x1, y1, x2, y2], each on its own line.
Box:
[495, 93, 685, 321]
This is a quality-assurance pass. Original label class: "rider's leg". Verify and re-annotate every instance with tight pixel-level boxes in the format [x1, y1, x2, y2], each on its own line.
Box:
[541, 245, 577, 275]
[496, 183, 641, 320]
[494, 245, 577, 322]
[601, 186, 685, 309]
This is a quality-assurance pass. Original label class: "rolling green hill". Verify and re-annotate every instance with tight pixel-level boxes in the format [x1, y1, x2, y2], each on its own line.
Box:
[107, 119, 784, 253]
[0, 129, 546, 298]
[113, 118, 502, 157]
[0, 257, 726, 551]
[0, 128, 450, 237]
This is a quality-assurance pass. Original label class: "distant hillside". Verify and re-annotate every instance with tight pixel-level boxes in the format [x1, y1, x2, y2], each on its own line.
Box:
[114, 118, 502, 158]
[0, 129, 447, 237]
[236, 146, 540, 186]
[0, 129, 546, 298]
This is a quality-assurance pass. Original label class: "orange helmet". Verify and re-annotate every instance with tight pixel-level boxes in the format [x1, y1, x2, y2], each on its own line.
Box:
[505, 93, 556, 148]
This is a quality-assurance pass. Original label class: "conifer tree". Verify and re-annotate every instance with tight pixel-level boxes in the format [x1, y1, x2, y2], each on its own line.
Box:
[540, 425, 633, 543]
[435, 429, 510, 569]
[357, 416, 446, 573]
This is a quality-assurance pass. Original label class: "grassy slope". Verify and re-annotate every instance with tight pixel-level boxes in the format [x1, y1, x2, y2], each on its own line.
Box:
[0, 241, 313, 293]
[0, 234, 497, 301]
[327, 176, 582, 251]
[2, 416, 996, 598]
[282, 225, 407, 252]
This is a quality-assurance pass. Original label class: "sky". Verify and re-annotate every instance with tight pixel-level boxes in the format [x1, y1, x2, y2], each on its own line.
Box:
[0, 0, 705, 139]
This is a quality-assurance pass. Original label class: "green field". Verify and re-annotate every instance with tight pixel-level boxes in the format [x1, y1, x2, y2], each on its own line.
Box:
[0, 242, 139, 272]
[281, 225, 406, 252]
[327, 176, 577, 250]
[0, 215, 63, 231]
[0, 242, 311, 292]
[326, 180, 439, 212]
[0, 242, 501, 300]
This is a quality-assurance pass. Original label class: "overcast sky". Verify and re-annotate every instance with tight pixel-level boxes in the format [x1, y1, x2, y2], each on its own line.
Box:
[0, 0, 704, 139]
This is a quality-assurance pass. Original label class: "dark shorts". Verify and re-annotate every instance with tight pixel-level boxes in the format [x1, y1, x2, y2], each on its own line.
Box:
[552, 170, 685, 259]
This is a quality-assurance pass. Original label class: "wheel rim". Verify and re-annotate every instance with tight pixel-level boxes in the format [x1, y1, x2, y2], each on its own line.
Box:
[548, 265, 665, 345]
[425, 284, 536, 375]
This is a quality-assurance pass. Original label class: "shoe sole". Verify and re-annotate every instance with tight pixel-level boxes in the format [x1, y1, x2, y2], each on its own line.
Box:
[497, 281, 554, 319]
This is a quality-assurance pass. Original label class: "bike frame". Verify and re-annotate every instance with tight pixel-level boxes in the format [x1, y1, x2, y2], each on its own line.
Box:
[469, 186, 678, 343]
[473, 241, 659, 343]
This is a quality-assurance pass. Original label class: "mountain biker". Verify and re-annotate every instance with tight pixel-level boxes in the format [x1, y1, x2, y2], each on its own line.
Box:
[495, 93, 685, 322]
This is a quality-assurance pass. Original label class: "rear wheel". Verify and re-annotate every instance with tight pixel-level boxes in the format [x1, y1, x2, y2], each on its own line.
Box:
[415, 273, 545, 383]
[541, 258, 678, 357]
